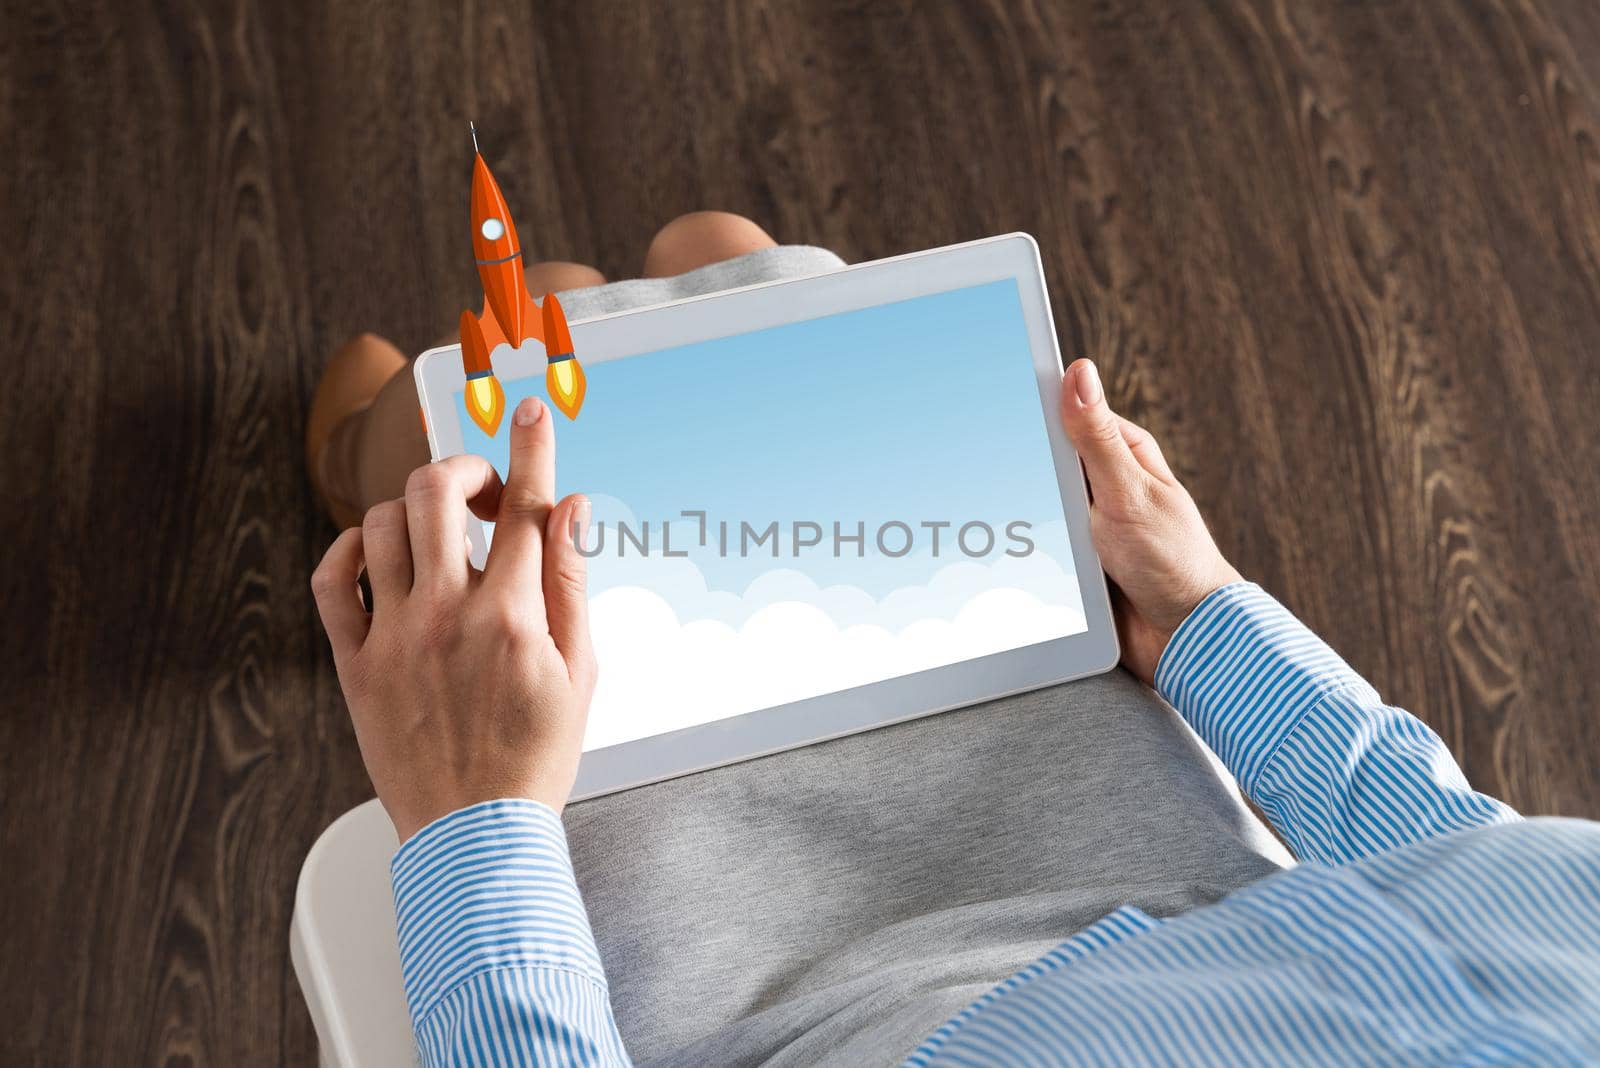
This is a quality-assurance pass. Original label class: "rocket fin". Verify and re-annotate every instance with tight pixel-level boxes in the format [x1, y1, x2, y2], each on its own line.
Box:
[459, 307, 507, 437]
[477, 300, 509, 358]
[459, 308, 495, 376]
[521, 291, 547, 346]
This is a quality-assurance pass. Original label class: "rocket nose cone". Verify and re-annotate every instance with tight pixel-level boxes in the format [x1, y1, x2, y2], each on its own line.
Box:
[470, 155, 506, 221]
[470, 153, 519, 263]
[470, 152, 495, 197]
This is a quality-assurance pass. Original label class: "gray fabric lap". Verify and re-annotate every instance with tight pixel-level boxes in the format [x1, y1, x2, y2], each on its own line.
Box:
[566, 672, 1287, 1065]
[556, 245, 847, 322]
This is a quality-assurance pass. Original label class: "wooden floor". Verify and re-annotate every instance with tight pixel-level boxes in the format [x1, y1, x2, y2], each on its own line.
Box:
[5, 0, 1600, 1061]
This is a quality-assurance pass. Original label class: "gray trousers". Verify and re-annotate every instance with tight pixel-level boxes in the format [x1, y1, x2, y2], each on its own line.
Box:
[565, 670, 1290, 1066]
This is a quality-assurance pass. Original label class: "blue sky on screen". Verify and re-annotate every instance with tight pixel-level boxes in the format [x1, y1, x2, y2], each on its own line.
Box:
[457, 278, 1088, 745]
[458, 279, 1076, 602]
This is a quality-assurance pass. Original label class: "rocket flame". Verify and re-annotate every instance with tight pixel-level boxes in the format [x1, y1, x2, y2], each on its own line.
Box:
[465, 374, 506, 436]
[546, 358, 586, 420]
[540, 292, 585, 419]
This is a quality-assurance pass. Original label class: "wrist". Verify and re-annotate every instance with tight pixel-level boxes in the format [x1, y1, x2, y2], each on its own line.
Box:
[1150, 574, 1250, 689]
[1190, 561, 1243, 619]
[380, 734, 585, 843]
[388, 782, 573, 844]
[1155, 560, 1242, 643]
[392, 797, 568, 846]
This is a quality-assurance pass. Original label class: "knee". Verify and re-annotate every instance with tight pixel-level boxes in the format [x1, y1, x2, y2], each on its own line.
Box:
[643, 211, 776, 277]
[333, 331, 406, 365]
[526, 260, 607, 295]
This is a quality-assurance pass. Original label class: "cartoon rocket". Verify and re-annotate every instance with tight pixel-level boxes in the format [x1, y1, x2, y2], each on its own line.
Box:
[459, 125, 587, 435]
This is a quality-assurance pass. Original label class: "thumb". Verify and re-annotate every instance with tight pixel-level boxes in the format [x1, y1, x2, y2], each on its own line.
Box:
[543, 494, 596, 688]
[1060, 359, 1144, 501]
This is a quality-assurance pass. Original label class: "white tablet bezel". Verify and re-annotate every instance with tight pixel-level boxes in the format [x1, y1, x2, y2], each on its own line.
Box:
[415, 233, 1119, 800]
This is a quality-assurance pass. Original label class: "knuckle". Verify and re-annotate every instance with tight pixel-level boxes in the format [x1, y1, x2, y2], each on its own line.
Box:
[553, 560, 588, 598]
[363, 500, 405, 533]
[310, 565, 341, 600]
[499, 489, 548, 519]
[481, 599, 533, 641]
[404, 464, 449, 500]
[1087, 414, 1124, 444]
[310, 531, 359, 599]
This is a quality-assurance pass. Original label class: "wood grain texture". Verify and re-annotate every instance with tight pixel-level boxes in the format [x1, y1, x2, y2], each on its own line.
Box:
[3, 0, 1599, 1061]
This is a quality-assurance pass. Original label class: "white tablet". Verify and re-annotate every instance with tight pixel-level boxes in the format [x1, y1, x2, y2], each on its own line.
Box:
[416, 233, 1118, 799]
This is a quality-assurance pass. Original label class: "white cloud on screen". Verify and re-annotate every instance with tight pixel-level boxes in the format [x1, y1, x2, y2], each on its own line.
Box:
[585, 584, 1086, 750]
[578, 505, 1089, 750]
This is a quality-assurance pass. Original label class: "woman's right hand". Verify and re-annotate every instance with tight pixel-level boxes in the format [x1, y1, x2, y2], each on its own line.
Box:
[311, 396, 597, 842]
[1058, 358, 1242, 685]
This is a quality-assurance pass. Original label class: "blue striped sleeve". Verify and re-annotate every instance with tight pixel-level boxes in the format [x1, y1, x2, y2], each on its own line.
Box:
[1154, 582, 1520, 864]
[903, 905, 1161, 1068]
[390, 798, 632, 1066]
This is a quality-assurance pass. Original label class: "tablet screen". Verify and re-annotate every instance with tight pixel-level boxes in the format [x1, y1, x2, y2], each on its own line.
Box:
[459, 278, 1086, 751]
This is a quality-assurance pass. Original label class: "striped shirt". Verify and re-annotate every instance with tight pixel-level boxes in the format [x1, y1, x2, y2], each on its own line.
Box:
[390, 583, 1600, 1065]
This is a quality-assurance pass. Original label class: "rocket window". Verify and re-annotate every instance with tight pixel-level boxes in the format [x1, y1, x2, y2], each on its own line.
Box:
[480, 218, 505, 241]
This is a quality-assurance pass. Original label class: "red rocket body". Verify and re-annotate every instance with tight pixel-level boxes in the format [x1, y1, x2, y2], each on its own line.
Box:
[459, 146, 586, 433]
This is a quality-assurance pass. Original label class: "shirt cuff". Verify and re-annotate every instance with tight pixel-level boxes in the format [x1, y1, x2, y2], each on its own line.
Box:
[389, 798, 606, 1028]
[1153, 582, 1380, 792]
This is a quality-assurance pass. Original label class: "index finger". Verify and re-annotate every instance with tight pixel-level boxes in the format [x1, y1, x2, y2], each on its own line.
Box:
[484, 395, 556, 596]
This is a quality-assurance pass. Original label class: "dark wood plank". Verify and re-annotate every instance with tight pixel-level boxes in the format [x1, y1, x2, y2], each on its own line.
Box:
[3, 0, 1599, 1061]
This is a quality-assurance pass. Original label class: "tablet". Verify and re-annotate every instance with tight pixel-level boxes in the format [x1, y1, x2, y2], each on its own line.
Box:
[416, 233, 1118, 799]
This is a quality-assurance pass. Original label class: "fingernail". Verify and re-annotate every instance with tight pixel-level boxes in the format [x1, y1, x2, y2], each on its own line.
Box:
[572, 497, 591, 546]
[1075, 361, 1102, 407]
[514, 397, 543, 426]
